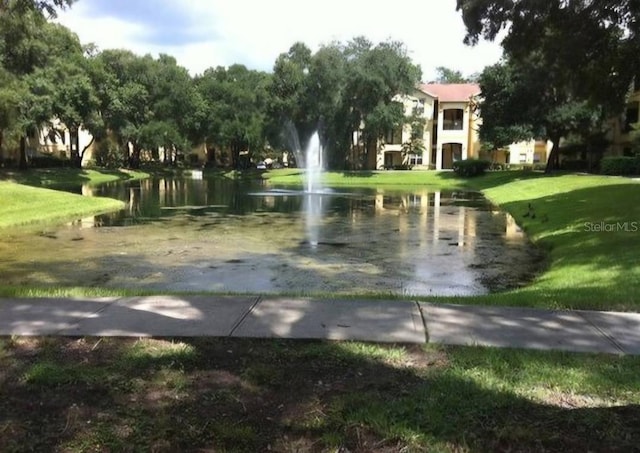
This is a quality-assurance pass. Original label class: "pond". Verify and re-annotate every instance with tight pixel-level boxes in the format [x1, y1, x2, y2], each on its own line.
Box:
[0, 177, 544, 296]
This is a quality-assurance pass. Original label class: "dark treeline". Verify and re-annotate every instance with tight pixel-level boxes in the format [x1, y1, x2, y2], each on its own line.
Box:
[0, 0, 421, 170]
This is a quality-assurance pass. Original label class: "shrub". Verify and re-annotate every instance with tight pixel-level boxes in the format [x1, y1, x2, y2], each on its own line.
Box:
[93, 140, 123, 168]
[393, 164, 413, 170]
[600, 156, 640, 175]
[561, 159, 589, 171]
[29, 154, 69, 168]
[452, 159, 491, 177]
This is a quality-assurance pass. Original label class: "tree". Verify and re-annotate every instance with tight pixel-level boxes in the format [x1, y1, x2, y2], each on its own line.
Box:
[267, 42, 315, 154]
[343, 38, 421, 169]
[0, 0, 81, 168]
[39, 36, 99, 167]
[267, 38, 421, 170]
[0, 68, 23, 160]
[477, 61, 536, 157]
[477, 56, 603, 172]
[457, 0, 640, 119]
[93, 50, 157, 168]
[197, 65, 271, 169]
[303, 43, 348, 168]
[0, 0, 75, 18]
[434, 66, 468, 84]
[457, 0, 630, 171]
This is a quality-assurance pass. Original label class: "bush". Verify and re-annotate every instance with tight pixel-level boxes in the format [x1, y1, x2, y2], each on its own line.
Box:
[600, 156, 640, 175]
[561, 159, 589, 171]
[382, 164, 413, 170]
[29, 154, 69, 168]
[93, 140, 123, 168]
[452, 159, 491, 177]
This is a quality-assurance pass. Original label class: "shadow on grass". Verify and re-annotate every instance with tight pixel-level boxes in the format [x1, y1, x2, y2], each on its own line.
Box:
[442, 182, 640, 311]
[0, 168, 141, 188]
[341, 171, 376, 178]
[0, 334, 638, 452]
[436, 169, 547, 191]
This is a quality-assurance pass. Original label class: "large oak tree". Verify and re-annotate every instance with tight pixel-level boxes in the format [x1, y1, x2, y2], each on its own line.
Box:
[458, 0, 639, 171]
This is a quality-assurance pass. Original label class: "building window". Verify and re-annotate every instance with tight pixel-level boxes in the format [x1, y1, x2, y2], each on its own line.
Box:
[412, 99, 426, 116]
[409, 153, 423, 166]
[625, 103, 639, 132]
[443, 109, 464, 130]
[519, 153, 527, 163]
[533, 152, 541, 163]
[385, 126, 403, 145]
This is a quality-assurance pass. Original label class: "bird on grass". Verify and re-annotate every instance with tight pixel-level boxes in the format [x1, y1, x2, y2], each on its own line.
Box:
[523, 203, 535, 219]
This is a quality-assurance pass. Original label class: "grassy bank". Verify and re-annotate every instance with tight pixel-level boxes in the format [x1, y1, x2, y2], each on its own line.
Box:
[2, 168, 639, 311]
[1, 337, 637, 452]
[0, 168, 149, 229]
[0, 182, 125, 229]
[268, 169, 640, 311]
[263, 167, 542, 189]
[460, 173, 640, 311]
[0, 167, 149, 188]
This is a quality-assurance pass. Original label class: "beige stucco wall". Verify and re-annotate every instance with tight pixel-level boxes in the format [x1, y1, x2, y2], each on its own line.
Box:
[607, 90, 640, 156]
[377, 89, 435, 169]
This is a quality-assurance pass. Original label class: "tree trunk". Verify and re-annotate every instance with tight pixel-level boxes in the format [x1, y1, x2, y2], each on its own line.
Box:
[129, 142, 141, 169]
[70, 127, 82, 168]
[79, 137, 94, 168]
[206, 142, 216, 168]
[365, 136, 377, 170]
[544, 135, 561, 174]
[121, 138, 130, 167]
[18, 135, 28, 170]
[231, 142, 240, 169]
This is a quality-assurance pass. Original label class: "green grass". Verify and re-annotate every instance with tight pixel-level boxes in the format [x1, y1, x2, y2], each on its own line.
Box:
[0, 181, 125, 229]
[267, 169, 640, 311]
[1, 337, 638, 452]
[263, 167, 544, 189]
[2, 167, 639, 311]
[0, 167, 149, 229]
[452, 173, 640, 311]
[0, 167, 149, 188]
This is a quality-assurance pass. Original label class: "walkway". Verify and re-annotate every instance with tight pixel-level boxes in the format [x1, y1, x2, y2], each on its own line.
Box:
[1, 296, 638, 355]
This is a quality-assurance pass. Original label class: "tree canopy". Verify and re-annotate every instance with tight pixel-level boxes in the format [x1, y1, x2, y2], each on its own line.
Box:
[433, 66, 469, 84]
[457, 0, 640, 115]
[459, 0, 637, 171]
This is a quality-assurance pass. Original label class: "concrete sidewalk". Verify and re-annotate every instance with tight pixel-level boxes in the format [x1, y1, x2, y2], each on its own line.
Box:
[0, 295, 639, 355]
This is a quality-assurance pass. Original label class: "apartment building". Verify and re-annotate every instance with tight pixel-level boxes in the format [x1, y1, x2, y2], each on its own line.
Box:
[378, 83, 482, 170]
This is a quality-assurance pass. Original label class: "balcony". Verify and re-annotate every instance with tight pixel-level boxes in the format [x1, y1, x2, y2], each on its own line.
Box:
[442, 109, 464, 131]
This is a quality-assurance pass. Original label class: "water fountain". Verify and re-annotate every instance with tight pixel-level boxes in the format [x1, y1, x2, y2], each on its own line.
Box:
[300, 132, 325, 248]
[303, 131, 323, 194]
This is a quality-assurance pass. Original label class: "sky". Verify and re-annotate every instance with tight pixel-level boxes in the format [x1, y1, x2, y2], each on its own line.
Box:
[55, 0, 504, 81]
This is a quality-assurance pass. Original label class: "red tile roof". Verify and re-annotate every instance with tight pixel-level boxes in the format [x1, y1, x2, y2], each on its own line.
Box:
[418, 83, 481, 102]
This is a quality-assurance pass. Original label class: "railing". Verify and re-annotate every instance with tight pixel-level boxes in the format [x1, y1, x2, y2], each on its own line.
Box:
[442, 120, 464, 131]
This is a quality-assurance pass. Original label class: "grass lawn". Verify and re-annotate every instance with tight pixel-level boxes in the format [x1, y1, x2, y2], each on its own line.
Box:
[267, 169, 640, 311]
[1, 337, 638, 452]
[459, 173, 640, 311]
[1, 171, 638, 451]
[0, 168, 149, 229]
[1, 167, 639, 311]
[0, 182, 125, 229]
[0, 167, 149, 188]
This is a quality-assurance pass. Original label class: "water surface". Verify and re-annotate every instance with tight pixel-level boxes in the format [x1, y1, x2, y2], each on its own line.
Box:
[0, 177, 543, 296]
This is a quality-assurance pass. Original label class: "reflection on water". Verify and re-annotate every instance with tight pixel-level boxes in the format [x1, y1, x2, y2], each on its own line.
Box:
[0, 178, 543, 296]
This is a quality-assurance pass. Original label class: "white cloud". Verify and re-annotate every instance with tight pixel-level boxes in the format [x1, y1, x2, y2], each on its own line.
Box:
[56, 0, 503, 79]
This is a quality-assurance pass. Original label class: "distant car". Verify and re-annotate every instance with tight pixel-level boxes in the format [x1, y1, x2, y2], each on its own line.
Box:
[256, 162, 267, 170]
